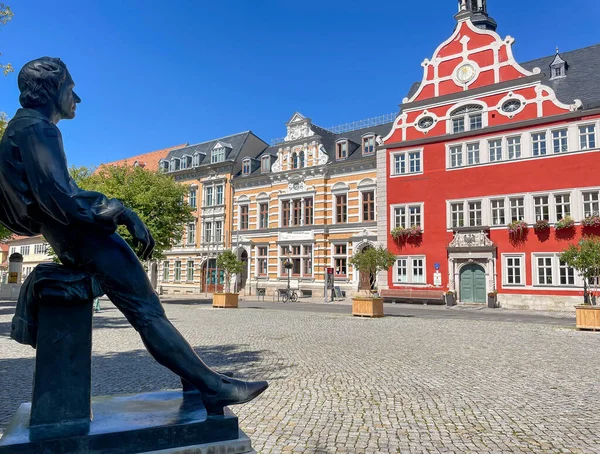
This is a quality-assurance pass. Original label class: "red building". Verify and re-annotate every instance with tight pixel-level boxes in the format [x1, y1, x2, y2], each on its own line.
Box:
[378, 0, 600, 310]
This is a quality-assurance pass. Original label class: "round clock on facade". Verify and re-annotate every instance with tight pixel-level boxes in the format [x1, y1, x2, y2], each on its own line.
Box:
[501, 99, 522, 113]
[417, 116, 434, 130]
[456, 64, 476, 83]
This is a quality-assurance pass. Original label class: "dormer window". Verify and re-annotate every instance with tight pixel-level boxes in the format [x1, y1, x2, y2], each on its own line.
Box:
[193, 153, 201, 167]
[336, 141, 348, 160]
[160, 161, 169, 172]
[212, 147, 225, 163]
[450, 104, 484, 134]
[261, 155, 271, 173]
[362, 136, 375, 155]
[170, 158, 181, 172]
[181, 156, 191, 169]
[242, 159, 251, 175]
[549, 50, 568, 80]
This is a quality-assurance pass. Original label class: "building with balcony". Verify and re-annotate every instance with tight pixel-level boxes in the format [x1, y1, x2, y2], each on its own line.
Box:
[378, 0, 600, 309]
[157, 132, 268, 294]
[231, 112, 391, 298]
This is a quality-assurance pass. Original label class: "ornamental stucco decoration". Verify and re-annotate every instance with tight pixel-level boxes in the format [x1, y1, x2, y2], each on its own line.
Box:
[448, 231, 494, 248]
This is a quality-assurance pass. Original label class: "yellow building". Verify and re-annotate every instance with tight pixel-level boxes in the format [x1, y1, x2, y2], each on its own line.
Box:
[158, 132, 268, 294]
[231, 113, 392, 298]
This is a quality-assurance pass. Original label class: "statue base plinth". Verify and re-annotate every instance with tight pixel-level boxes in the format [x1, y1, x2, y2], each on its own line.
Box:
[0, 390, 252, 454]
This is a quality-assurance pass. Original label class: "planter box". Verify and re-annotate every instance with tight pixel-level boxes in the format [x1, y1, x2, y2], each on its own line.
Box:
[575, 305, 600, 330]
[445, 293, 456, 306]
[487, 296, 497, 308]
[352, 297, 384, 318]
[213, 293, 239, 308]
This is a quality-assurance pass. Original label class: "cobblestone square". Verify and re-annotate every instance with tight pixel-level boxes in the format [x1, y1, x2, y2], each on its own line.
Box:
[1, 299, 599, 453]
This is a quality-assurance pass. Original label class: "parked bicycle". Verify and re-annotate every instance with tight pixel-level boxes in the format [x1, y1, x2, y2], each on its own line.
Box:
[281, 288, 298, 303]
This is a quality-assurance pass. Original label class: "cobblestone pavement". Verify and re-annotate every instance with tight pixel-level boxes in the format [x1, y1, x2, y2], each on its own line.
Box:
[1, 299, 599, 453]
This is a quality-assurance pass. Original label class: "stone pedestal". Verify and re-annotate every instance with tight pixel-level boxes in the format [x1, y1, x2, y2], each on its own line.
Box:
[0, 391, 251, 454]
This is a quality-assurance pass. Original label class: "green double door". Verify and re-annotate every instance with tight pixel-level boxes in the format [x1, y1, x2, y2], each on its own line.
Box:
[460, 263, 486, 303]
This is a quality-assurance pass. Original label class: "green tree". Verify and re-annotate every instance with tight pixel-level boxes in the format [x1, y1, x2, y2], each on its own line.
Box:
[216, 250, 244, 293]
[349, 245, 396, 296]
[79, 165, 194, 260]
[560, 236, 600, 305]
[0, 3, 13, 76]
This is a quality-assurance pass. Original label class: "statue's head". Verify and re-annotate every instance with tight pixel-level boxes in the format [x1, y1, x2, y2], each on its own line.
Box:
[18, 57, 81, 120]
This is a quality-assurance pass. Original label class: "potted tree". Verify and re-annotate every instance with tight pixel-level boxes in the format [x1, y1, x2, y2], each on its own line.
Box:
[560, 236, 600, 330]
[213, 250, 245, 309]
[487, 290, 498, 308]
[349, 246, 396, 318]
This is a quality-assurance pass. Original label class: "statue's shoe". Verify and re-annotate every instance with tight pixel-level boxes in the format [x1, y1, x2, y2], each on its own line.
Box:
[202, 375, 269, 416]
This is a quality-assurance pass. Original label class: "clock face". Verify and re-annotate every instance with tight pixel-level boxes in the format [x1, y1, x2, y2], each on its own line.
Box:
[456, 64, 476, 83]
[502, 99, 522, 113]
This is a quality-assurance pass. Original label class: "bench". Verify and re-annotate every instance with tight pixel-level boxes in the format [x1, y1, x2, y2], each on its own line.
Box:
[380, 288, 445, 305]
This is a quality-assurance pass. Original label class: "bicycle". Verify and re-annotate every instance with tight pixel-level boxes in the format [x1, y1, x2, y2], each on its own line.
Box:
[281, 288, 298, 303]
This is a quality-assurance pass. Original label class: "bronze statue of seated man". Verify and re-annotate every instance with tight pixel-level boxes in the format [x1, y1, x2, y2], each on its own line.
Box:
[0, 57, 267, 416]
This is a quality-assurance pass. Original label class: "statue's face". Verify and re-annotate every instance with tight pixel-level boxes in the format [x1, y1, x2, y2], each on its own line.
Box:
[56, 71, 81, 120]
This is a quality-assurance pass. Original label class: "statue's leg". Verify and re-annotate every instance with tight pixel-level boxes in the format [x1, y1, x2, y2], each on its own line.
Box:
[54, 232, 267, 414]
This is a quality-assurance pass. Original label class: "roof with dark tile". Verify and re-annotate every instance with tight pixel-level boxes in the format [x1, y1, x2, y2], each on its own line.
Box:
[98, 144, 187, 172]
[163, 131, 253, 166]
[404, 43, 600, 109]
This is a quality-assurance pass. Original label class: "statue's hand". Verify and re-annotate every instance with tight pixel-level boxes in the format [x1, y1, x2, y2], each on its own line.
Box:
[117, 208, 155, 260]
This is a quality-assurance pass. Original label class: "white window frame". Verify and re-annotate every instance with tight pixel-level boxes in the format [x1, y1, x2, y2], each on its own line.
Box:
[362, 135, 375, 155]
[214, 221, 223, 243]
[554, 193, 571, 221]
[189, 188, 197, 209]
[393, 256, 427, 285]
[390, 203, 424, 229]
[531, 131, 547, 156]
[211, 147, 225, 163]
[488, 138, 503, 162]
[205, 186, 214, 207]
[582, 190, 600, 218]
[532, 253, 579, 288]
[242, 159, 251, 175]
[336, 141, 348, 161]
[579, 124, 596, 150]
[502, 254, 525, 287]
[331, 243, 348, 277]
[256, 246, 269, 276]
[447, 103, 487, 134]
[187, 222, 196, 245]
[391, 149, 423, 177]
[551, 128, 568, 154]
[261, 156, 271, 172]
[186, 260, 195, 282]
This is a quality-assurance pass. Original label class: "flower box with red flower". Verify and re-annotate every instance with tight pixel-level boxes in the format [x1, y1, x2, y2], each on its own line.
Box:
[507, 220, 528, 235]
[556, 216, 575, 230]
[582, 215, 600, 228]
[533, 219, 550, 232]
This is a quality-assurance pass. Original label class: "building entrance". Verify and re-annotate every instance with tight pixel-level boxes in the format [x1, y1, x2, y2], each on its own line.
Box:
[459, 263, 486, 303]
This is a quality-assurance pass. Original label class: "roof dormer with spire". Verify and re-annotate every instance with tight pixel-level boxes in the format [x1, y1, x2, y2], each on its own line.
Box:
[455, 0, 497, 31]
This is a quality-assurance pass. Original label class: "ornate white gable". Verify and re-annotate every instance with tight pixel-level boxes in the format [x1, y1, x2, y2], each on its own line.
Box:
[285, 112, 316, 142]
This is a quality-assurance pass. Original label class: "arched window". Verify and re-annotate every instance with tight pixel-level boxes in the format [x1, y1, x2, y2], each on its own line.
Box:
[450, 104, 484, 134]
[299, 151, 305, 168]
[292, 152, 299, 169]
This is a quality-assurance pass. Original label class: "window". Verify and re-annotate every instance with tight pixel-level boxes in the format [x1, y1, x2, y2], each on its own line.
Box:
[509, 198, 525, 221]
[214, 221, 223, 243]
[303, 245, 313, 276]
[186, 261, 194, 281]
[257, 247, 268, 275]
[205, 187, 213, 207]
[466, 143, 480, 165]
[291, 152, 299, 169]
[259, 203, 269, 229]
[580, 125, 596, 150]
[193, 153, 201, 167]
[170, 159, 180, 172]
[507, 136, 522, 159]
[583, 191, 600, 217]
[336, 141, 348, 160]
[333, 244, 347, 276]
[534, 196, 549, 221]
[362, 136, 375, 154]
[450, 145, 463, 168]
[292, 200, 302, 226]
[21, 245, 30, 255]
[468, 201, 482, 227]
[555, 194, 571, 220]
[536, 256, 553, 285]
[552, 129, 568, 153]
[489, 139, 502, 162]
[304, 197, 313, 225]
[216, 185, 224, 205]
[504, 255, 523, 285]
[362, 191, 375, 222]
[242, 160, 251, 175]
[450, 104, 484, 133]
[559, 259, 575, 286]
[204, 222, 213, 243]
[187, 222, 196, 244]
[174, 261, 182, 282]
[212, 147, 225, 163]
[552, 66, 565, 78]
[163, 261, 169, 280]
[282, 200, 290, 227]
[240, 205, 249, 230]
[261, 156, 271, 172]
[395, 256, 426, 284]
[189, 189, 197, 208]
[299, 151, 305, 168]
[393, 204, 422, 228]
[531, 132, 547, 156]
[336, 194, 347, 223]
[161, 161, 170, 172]
[34, 243, 47, 254]
[451, 203, 464, 228]
[393, 150, 422, 175]
[491, 199, 505, 226]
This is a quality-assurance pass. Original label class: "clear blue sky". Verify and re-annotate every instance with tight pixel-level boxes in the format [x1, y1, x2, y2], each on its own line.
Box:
[2, 0, 599, 167]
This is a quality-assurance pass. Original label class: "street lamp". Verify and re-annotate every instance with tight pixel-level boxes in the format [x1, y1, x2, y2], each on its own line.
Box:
[283, 252, 293, 293]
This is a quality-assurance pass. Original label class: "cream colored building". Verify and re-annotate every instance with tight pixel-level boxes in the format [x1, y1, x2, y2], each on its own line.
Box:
[7, 235, 53, 282]
[231, 113, 392, 298]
